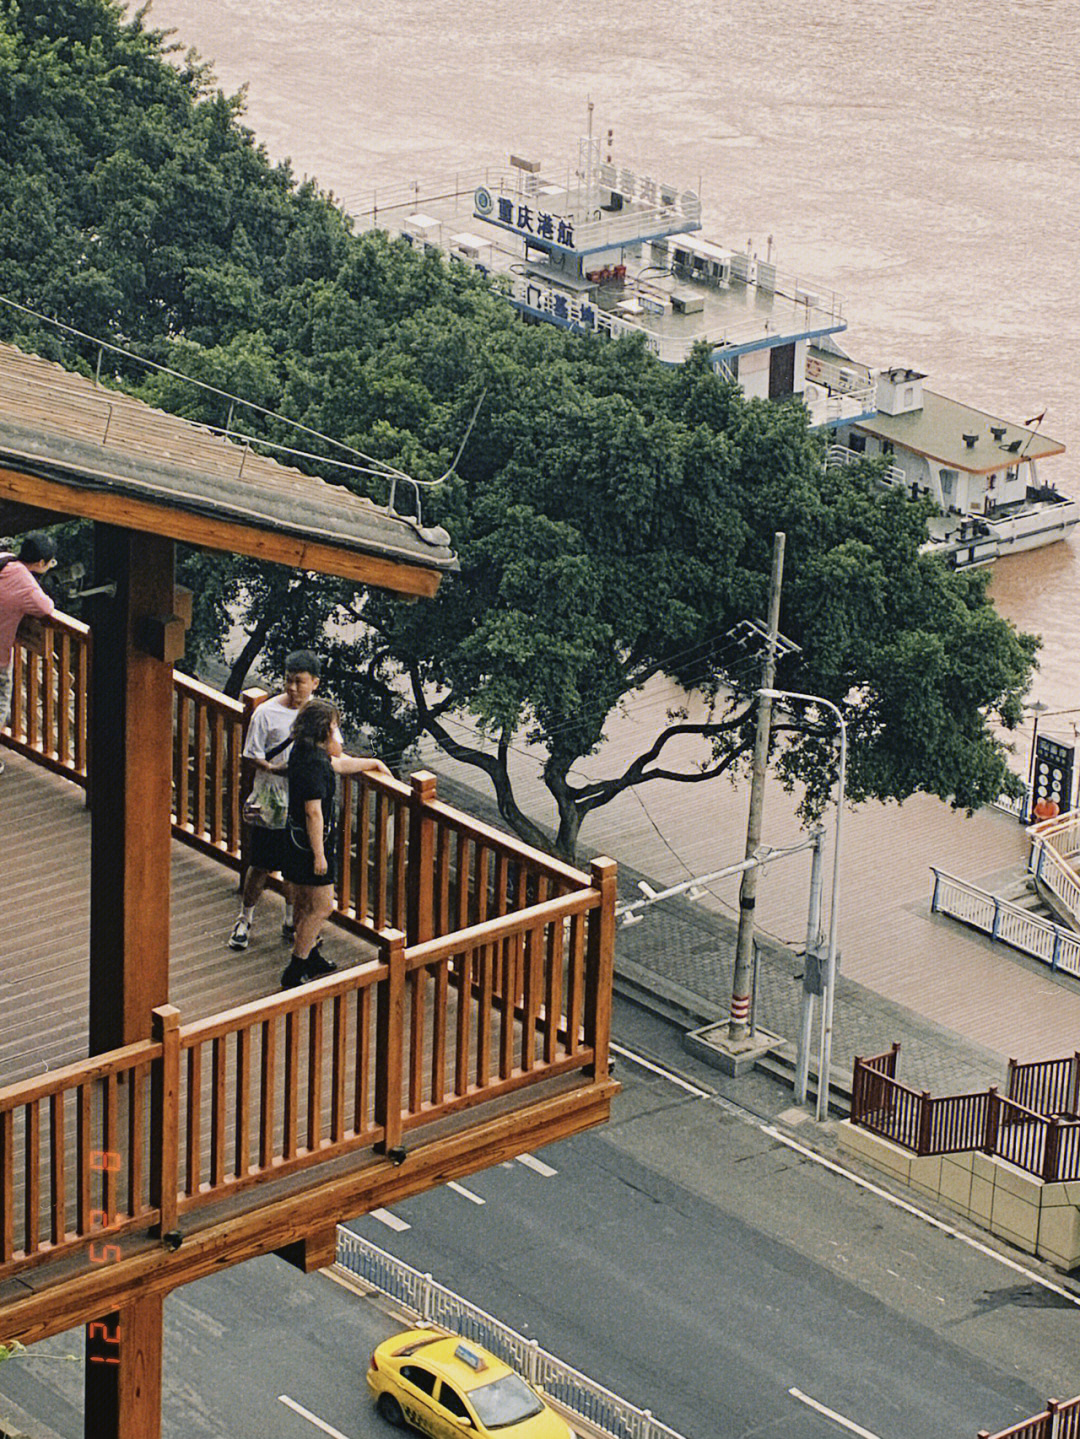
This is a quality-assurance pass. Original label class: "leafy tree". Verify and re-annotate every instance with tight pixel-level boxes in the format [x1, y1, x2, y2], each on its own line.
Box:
[0, 0, 1038, 860]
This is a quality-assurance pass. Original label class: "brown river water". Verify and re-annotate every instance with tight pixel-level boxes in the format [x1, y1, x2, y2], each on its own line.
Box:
[143, 0, 1080, 736]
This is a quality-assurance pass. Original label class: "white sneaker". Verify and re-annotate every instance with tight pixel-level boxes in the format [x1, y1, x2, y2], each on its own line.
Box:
[228, 917, 251, 951]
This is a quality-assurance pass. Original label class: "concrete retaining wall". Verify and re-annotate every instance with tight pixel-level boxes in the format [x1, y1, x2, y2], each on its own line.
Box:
[838, 1121, 1080, 1268]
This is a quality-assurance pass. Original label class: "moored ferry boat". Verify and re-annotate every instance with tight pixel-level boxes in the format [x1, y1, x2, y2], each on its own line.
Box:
[357, 137, 873, 429]
[356, 138, 1075, 567]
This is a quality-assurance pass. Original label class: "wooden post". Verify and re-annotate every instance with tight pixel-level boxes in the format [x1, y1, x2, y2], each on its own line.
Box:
[88, 526, 177, 1053]
[917, 1091, 933, 1156]
[851, 1057, 865, 1122]
[150, 1006, 181, 1238]
[1043, 1117, 1062, 1183]
[983, 1086, 1000, 1156]
[584, 858, 617, 1079]
[84, 1293, 164, 1439]
[375, 929, 406, 1155]
[405, 772, 438, 945]
[85, 527, 178, 1439]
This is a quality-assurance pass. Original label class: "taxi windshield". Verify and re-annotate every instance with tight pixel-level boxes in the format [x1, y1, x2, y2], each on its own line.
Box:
[467, 1373, 544, 1429]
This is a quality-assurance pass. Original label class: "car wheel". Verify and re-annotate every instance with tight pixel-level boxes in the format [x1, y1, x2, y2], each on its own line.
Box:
[377, 1393, 407, 1428]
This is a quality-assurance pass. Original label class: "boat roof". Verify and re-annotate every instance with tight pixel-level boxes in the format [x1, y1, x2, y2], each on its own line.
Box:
[0, 343, 456, 595]
[853, 390, 1065, 474]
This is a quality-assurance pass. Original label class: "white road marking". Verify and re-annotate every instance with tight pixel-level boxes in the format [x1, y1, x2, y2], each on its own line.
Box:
[448, 1180, 485, 1204]
[789, 1387, 882, 1438]
[611, 1040, 713, 1098]
[279, 1394, 355, 1439]
[370, 1207, 410, 1232]
[611, 1041, 1080, 1310]
[516, 1152, 558, 1177]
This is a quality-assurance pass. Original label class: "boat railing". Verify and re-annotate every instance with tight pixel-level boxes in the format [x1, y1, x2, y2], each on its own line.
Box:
[825, 443, 905, 488]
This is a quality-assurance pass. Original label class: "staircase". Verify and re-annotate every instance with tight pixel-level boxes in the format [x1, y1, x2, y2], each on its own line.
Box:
[1027, 810, 1080, 932]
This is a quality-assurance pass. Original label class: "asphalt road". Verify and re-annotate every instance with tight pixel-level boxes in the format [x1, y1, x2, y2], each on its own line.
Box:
[2, 997, 1078, 1438]
[343, 1000, 1080, 1439]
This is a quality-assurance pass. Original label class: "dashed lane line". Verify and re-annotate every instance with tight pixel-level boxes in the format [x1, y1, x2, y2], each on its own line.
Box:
[370, 1207, 411, 1232]
[609, 1040, 1080, 1310]
[516, 1152, 558, 1177]
[279, 1394, 354, 1439]
[789, 1387, 882, 1438]
[448, 1180, 486, 1204]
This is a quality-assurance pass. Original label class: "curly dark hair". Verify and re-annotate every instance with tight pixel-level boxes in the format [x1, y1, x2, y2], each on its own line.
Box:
[290, 697, 339, 749]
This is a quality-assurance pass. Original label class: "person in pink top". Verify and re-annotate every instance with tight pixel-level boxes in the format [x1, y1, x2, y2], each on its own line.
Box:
[0, 532, 57, 775]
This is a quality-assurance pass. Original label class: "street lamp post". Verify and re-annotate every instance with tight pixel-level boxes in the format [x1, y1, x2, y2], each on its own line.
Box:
[758, 688, 847, 1121]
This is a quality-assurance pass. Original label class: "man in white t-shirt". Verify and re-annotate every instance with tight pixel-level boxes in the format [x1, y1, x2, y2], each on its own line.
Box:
[229, 650, 325, 950]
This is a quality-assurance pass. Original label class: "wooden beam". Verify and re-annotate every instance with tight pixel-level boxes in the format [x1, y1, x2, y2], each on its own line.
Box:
[0, 499, 70, 535]
[1, 1080, 617, 1346]
[0, 465, 446, 597]
[275, 1225, 338, 1275]
[88, 526, 174, 1053]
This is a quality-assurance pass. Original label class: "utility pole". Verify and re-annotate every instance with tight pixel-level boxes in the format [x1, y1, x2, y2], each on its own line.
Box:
[728, 531, 785, 1042]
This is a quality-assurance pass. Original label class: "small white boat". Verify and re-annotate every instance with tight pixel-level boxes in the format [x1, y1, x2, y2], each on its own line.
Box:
[825, 364, 1077, 567]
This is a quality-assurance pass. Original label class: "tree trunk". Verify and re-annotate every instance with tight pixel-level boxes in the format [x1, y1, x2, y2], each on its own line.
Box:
[224, 601, 276, 698]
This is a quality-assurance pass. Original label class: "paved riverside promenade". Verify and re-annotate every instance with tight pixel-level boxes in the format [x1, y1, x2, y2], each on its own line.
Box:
[414, 695, 1080, 1101]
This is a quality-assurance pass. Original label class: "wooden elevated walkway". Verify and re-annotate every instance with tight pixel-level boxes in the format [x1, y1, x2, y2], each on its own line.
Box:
[3, 748, 361, 1086]
[0, 620, 618, 1348]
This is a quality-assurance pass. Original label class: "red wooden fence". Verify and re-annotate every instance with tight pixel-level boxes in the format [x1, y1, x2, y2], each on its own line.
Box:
[851, 1047, 1080, 1184]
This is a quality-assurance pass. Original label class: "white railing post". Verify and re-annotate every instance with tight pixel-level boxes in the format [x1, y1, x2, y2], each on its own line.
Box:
[524, 1338, 540, 1385]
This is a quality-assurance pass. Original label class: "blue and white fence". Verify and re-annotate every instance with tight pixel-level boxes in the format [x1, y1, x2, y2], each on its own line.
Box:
[930, 867, 1080, 979]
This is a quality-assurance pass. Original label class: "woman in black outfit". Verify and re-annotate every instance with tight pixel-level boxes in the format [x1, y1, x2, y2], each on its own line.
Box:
[281, 698, 390, 988]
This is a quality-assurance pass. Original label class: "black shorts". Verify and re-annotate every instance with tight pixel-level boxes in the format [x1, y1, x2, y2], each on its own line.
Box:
[249, 824, 287, 874]
[282, 829, 336, 889]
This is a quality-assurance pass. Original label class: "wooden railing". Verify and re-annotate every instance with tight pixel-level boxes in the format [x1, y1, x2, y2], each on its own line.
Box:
[2, 613, 592, 944]
[0, 1029, 164, 1276]
[851, 1047, 1080, 1183]
[977, 1393, 1080, 1439]
[1, 610, 89, 780]
[1, 614, 618, 1288]
[1007, 1053, 1080, 1118]
[1, 879, 611, 1283]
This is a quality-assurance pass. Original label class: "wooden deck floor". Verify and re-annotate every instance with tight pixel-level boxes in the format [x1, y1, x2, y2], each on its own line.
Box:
[0, 747, 377, 1087]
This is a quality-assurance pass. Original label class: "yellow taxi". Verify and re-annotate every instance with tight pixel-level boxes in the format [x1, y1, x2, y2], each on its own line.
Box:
[367, 1329, 578, 1438]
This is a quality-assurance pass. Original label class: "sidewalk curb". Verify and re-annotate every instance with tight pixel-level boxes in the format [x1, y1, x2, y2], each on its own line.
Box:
[613, 956, 719, 1030]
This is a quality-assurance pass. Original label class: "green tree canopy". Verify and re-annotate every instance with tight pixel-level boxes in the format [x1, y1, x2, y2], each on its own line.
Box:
[0, 0, 1038, 859]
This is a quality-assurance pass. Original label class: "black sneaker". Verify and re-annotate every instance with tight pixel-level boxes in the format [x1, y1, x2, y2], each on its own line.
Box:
[280, 956, 307, 989]
[281, 920, 296, 942]
[228, 917, 251, 951]
[304, 945, 338, 979]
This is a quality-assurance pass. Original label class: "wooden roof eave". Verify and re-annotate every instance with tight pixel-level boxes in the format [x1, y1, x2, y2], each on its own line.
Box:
[0, 448, 457, 597]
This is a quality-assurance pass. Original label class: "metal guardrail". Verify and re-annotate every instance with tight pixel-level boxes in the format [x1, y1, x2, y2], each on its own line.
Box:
[335, 1228, 687, 1439]
[929, 867, 1080, 979]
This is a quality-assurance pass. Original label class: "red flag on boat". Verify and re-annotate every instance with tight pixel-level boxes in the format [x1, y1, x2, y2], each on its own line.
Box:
[1025, 410, 1046, 427]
